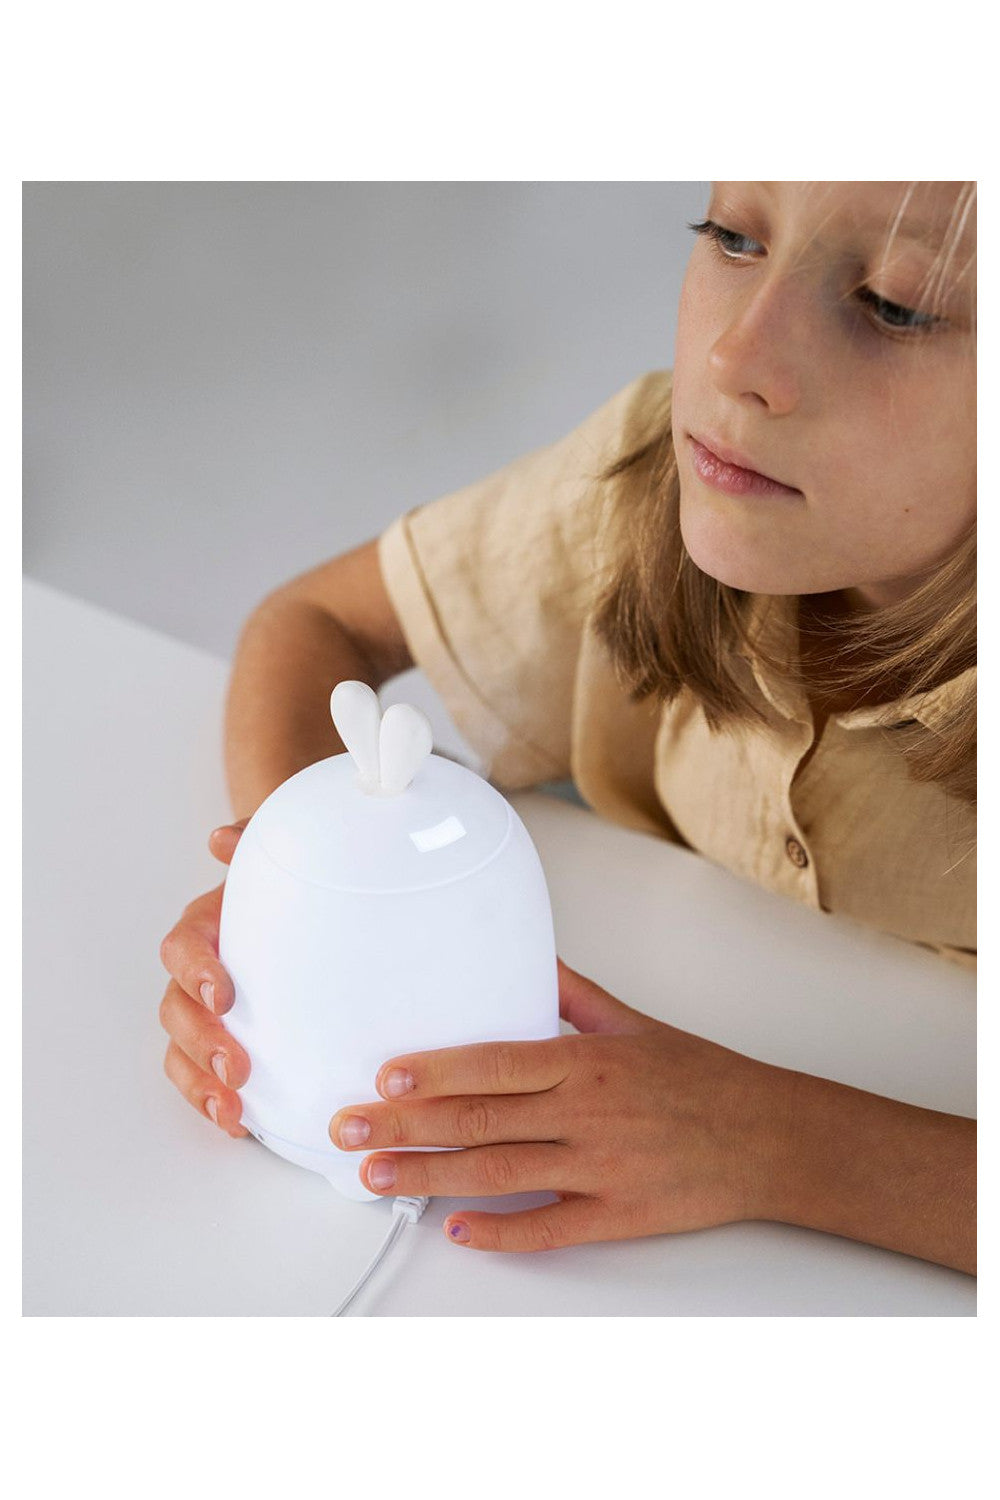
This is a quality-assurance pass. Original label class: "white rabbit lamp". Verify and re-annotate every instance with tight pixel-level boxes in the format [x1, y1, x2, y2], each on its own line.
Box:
[218, 681, 560, 1201]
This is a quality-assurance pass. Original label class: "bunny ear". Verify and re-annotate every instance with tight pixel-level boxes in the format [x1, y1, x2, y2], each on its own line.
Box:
[378, 703, 433, 794]
[330, 680, 382, 792]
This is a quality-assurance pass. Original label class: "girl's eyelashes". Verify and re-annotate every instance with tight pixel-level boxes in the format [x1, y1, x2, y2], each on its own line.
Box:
[686, 216, 944, 338]
[852, 285, 941, 333]
[688, 217, 761, 261]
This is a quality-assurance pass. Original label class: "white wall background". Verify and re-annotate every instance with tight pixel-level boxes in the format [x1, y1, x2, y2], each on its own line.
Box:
[23, 181, 707, 660]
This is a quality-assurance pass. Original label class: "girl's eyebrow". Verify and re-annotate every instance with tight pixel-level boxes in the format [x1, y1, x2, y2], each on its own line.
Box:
[751, 181, 955, 248]
[866, 217, 943, 244]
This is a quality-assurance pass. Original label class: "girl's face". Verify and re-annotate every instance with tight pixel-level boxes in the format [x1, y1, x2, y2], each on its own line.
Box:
[670, 181, 976, 609]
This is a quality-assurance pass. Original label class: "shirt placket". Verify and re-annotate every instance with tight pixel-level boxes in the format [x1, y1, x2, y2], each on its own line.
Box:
[750, 710, 824, 908]
[737, 600, 823, 909]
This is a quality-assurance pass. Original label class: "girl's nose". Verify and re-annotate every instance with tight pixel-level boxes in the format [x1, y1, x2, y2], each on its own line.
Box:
[707, 277, 804, 417]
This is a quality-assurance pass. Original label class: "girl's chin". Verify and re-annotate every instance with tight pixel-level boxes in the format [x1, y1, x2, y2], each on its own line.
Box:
[679, 513, 804, 595]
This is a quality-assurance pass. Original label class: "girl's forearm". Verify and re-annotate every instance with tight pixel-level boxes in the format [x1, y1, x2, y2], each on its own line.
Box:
[224, 592, 386, 818]
[763, 1066, 976, 1275]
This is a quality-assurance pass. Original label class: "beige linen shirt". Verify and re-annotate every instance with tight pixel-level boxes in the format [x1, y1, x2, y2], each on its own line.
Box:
[377, 370, 977, 971]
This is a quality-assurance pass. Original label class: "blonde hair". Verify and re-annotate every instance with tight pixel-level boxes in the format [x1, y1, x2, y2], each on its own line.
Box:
[590, 187, 976, 807]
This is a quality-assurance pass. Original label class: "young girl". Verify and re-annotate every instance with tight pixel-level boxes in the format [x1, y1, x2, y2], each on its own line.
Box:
[159, 181, 976, 1275]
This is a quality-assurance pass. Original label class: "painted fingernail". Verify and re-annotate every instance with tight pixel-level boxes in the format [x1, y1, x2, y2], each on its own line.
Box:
[382, 1067, 415, 1098]
[447, 1221, 470, 1243]
[368, 1159, 396, 1190]
[211, 1051, 228, 1085]
[205, 1096, 219, 1125]
[200, 981, 215, 1012]
[338, 1115, 371, 1147]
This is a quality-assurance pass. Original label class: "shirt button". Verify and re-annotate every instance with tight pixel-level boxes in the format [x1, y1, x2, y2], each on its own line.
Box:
[785, 836, 809, 869]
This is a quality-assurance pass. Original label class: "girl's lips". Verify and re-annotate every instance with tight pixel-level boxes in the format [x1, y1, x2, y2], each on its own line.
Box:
[687, 435, 802, 498]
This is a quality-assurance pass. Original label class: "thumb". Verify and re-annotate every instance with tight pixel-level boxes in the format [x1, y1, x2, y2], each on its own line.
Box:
[207, 817, 249, 867]
[557, 957, 661, 1035]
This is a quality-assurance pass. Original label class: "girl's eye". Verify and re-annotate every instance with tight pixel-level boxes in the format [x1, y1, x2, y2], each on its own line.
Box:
[853, 286, 941, 333]
[687, 217, 943, 337]
[687, 217, 761, 260]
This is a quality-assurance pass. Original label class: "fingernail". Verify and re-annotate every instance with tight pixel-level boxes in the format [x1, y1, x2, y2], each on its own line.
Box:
[206, 1096, 219, 1125]
[200, 981, 215, 1012]
[447, 1221, 470, 1243]
[368, 1159, 396, 1190]
[381, 1067, 415, 1098]
[338, 1115, 371, 1147]
[211, 1051, 228, 1085]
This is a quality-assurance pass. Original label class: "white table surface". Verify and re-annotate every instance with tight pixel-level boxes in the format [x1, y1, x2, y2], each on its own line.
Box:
[23, 578, 977, 1316]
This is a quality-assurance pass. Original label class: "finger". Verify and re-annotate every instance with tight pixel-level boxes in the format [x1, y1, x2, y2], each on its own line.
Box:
[158, 978, 251, 1089]
[159, 884, 235, 1016]
[557, 958, 661, 1036]
[359, 1141, 575, 1199]
[163, 1039, 248, 1137]
[208, 818, 249, 867]
[442, 1195, 602, 1253]
[330, 1091, 554, 1152]
[374, 1036, 572, 1102]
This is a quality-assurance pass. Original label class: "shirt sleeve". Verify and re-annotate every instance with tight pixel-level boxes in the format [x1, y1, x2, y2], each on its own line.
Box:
[928, 942, 977, 972]
[376, 371, 670, 790]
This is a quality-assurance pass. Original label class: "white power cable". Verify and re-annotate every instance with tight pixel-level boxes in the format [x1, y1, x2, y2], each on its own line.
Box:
[330, 1195, 430, 1317]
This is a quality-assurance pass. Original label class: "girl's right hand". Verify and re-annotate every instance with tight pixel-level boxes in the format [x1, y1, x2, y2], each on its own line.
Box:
[159, 820, 252, 1137]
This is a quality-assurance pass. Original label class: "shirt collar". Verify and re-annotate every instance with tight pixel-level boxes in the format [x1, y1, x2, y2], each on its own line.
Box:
[734, 594, 808, 724]
[734, 593, 975, 731]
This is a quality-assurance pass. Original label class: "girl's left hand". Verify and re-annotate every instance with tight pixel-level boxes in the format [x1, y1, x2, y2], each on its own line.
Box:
[329, 958, 794, 1252]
